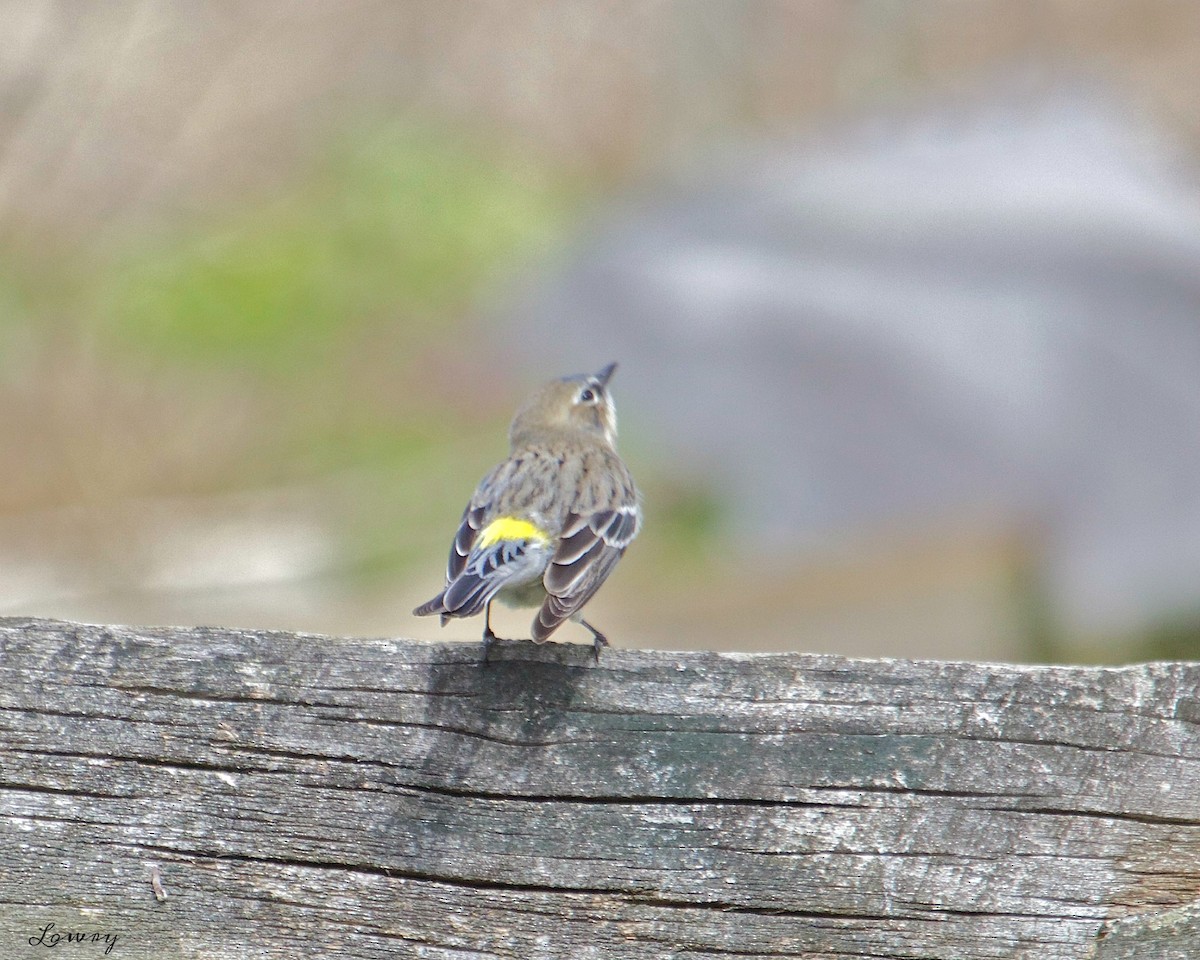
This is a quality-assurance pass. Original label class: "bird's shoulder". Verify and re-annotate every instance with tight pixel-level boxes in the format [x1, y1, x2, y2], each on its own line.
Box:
[469, 447, 559, 508]
[572, 444, 640, 513]
[464, 441, 638, 529]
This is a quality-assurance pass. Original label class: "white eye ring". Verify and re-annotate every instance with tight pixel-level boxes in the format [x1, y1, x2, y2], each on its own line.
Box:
[579, 387, 597, 403]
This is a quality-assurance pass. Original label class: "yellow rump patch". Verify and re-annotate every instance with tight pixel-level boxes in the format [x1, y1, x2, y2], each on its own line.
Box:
[477, 516, 550, 547]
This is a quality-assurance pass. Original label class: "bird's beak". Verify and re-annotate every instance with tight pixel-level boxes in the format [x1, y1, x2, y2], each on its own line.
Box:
[596, 362, 618, 386]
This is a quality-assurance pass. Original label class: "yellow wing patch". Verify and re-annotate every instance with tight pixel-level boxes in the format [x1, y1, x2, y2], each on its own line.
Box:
[477, 516, 550, 548]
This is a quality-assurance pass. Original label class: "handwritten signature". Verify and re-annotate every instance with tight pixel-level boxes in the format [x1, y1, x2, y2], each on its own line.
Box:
[28, 922, 118, 955]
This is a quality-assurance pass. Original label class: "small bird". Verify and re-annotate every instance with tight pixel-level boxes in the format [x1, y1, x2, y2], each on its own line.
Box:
[414, 362, 641, 661]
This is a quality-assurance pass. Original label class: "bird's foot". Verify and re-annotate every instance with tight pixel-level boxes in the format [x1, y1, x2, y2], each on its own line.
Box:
[579, 619, 609, 664]
[482, 625, 500, 665]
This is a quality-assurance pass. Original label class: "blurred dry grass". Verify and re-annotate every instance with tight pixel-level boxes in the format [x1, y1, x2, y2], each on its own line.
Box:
[2, 0, 1199, 658]
[5, 1, 1200, 232]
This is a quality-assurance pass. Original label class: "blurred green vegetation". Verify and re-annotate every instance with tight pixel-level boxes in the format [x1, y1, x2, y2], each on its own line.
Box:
[1130, 610, 1200, 662]
[644, 482, 726, 577]
[98, 125, 574, 377]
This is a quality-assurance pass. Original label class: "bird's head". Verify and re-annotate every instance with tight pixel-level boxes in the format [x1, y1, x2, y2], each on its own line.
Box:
[509, 362, 620, 450]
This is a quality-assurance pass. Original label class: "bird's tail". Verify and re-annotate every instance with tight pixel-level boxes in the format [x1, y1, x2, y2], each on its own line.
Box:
[413, 593, 447, 618]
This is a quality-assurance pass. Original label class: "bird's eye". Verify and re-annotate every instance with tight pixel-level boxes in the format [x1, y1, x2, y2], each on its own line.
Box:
[579, 388, 596, 403]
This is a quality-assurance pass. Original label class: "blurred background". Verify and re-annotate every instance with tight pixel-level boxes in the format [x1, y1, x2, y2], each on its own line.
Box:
[3, 0, 1200, 663]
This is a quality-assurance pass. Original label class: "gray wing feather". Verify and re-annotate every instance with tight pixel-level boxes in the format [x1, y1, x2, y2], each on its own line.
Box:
[413, 470, 498, 619]
[442, 537, 539, 618]
[534, 504, 640, 641]
[448, 504, 486, 581]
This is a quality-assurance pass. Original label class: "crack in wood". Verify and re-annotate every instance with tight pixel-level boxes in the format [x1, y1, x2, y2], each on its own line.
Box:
[0, 780, 128, 800]
[120, 841, 1088, 925]
[990, 807, 1200, 829]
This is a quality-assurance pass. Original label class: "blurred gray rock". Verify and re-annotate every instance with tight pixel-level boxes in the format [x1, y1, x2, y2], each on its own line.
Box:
[506, 90, 1200, 642]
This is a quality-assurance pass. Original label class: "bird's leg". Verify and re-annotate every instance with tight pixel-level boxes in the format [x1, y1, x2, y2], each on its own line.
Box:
[482, 601, 499, 665]
[579, 618, 609, 664]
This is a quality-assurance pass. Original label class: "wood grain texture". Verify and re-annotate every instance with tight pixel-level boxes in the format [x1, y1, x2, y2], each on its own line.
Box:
[1, 616, 1199, 959]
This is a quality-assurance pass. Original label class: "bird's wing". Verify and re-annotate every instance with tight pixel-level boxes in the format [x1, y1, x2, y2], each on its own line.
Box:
[414, 511, 548, 620]
[426, 455, 562, 620]
[447, 503, 487, 582]
[413, 465, 503, 619]
[533, 504, 641, 641]
[444, 454, 522, 582]
[438, 534, 546, 619]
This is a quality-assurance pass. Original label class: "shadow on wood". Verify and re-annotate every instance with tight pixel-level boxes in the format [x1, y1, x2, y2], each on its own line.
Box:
[1, 617, 1199, 959]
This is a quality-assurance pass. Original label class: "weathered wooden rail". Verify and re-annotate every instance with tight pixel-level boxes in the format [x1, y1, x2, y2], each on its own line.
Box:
[1, 617, 1199, 958]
